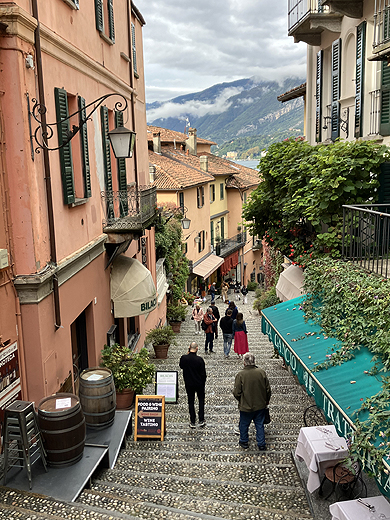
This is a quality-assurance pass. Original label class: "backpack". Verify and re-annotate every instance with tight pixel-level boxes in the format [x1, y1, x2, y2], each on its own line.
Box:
[201, 319, 208, 331]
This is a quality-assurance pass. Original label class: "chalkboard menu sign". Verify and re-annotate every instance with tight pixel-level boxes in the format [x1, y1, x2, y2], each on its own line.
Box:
[155, 371, 178, 403]
[134, 395, 166, 441]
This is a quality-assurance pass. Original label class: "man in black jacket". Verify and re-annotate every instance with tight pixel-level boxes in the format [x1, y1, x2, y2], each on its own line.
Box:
[179, 342, 207, 428]
[219, 309, 233, 357]
[210, 303, 220, 339]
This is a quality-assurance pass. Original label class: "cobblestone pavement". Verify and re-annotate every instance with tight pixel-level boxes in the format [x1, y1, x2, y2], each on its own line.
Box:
[0, 292, 316, 519]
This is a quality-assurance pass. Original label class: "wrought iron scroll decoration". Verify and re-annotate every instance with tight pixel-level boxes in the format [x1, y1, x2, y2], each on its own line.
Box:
[30, 93, 128, 154]
[323, 107, 349, 140]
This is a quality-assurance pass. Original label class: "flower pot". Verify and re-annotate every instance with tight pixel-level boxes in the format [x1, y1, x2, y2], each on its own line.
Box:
[170, 321, 181, 333]
[153, 343, 170, 359]
[115, 388, 135, 410]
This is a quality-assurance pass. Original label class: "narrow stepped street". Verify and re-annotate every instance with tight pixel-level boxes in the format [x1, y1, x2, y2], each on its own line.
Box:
[0, 292, 315, 520]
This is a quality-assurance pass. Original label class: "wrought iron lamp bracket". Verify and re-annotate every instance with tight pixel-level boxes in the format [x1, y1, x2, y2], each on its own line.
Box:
[323, 107, 349, 140]
[30, 92, 128, 153]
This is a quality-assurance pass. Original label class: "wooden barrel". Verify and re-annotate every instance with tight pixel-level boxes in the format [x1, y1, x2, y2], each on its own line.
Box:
[37, 393, 85, 467]
[79, 367, 116, 429]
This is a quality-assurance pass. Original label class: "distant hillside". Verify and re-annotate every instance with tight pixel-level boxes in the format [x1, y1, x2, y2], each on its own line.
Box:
[146, 77, 305, 150]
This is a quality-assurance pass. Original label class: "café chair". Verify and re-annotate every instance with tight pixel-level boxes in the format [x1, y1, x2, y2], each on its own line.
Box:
[303, 404, 329, 427]
[319, 459, 367, 501]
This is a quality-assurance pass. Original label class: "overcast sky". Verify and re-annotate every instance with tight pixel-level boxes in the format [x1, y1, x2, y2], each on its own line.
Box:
[136, 0, 307, 104]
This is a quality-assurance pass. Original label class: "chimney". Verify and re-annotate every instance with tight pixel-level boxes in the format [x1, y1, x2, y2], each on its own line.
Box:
[153, 132, 161, 154]
[200, 155, 208, 172]
[186, 127, 197, 156]
[149, 165, 156, 183]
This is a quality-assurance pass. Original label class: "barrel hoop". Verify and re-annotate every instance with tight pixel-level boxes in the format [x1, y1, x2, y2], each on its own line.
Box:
[80, 378, 112, 388]
[79, 390, 114, 399]
[38, 406, 81, 420]
[83, 406, 116, 417]
[45, 437, 86, 454]
[40, 417, 86, 436]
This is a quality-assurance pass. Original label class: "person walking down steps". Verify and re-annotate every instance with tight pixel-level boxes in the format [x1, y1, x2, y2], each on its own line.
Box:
[192, 303, 204, 335]
[179, 342, 207, 429]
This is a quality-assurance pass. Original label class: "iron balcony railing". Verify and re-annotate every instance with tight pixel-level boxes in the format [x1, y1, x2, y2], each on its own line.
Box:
[288, 0, 328, 33]
[342, 204, 390, 278]
[373, 0, 390, 49]
[215, 231, 247, 258]
[101, 185, 157, 233]
[369, 89, 381, 135]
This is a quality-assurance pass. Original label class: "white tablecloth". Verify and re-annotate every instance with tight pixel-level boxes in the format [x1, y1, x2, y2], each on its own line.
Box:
[330, 496, 390, 520]
[295, 425, 349, 492]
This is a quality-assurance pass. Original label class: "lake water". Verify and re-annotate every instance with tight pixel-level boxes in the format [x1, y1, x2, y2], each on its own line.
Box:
[231, 159, 259, 170]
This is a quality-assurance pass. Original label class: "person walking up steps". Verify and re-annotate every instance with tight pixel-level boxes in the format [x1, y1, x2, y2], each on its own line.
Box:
[179, 342, 207, 428]
[233, 312, 248, 359]
[233, 352, 271, 450]
[203, 307, 217, 354]
[210, 302, 220, 339]
[220, 309, 233, 358]
[192, 303, 204, 335]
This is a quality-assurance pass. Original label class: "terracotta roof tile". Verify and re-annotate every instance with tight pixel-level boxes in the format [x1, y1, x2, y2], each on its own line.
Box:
[147, 125, 216, 145]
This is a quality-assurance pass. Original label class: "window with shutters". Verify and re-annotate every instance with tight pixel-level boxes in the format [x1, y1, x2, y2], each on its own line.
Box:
[62, 0, 79, 9]
[331, 39, 342, 142]
[220, 217, 225, 239]
[210, 184, 215, 203]
[115, 110, 128, 217]
[197, 186, 205, 208]
[94, 0, 115, 44]
[315, 50, 323, 143]
[131, 22, 138, 77]
[179, 192, 184, 210]
[380, 61, 390, 136]
[355, 22, 366, 138]
[210, 221, 214, 247]
[54, 88, 91, 205]
[220, 183, 224, 200]
[198, 231, 205, 253]
[101, 106, 114, 218]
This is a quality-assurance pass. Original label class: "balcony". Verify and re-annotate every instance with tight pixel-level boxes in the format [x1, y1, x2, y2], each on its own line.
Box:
[342, 204, 390, 278]
[321, 0, 363, 18]
[288, 0, 342, 45]
[101, 185, 157, 237]
[214, 232, 247, 258]
[372, 1, 390, 60]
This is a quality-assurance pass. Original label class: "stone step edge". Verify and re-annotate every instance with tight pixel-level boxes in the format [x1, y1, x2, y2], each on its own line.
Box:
[101, 467, 303, 491]
[83, 483, 313, 520]
[0, 488, 132, 520]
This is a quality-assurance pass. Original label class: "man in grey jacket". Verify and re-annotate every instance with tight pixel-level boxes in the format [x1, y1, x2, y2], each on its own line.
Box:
[233, 352, 271, 451]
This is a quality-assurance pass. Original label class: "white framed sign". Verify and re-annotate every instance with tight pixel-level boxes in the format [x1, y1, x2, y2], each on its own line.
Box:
[155, 371, 178, 403]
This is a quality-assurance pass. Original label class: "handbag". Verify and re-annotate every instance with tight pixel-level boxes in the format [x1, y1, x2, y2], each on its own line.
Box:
[264, 407, 271, 424]
[191, 315, 194, 320]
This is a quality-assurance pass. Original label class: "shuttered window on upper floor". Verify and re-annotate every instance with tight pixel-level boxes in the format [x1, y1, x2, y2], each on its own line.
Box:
[115, 110, 128, 217]
[315, 50, 323, 143]
[331, 39, 341, 142]
[62, 0, 79, 9]
[355, 22, 366, 139]
[131, 22, 138, 76]
[54, 88, 91, 205]
[101, 106, 114, 218]
[95, 0, 115, 44]
[380, 61, 390, 136]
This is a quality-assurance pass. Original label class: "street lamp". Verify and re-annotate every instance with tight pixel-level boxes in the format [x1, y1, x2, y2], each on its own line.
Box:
[181, 216, 191, 230]
[30, 92, 135, 157]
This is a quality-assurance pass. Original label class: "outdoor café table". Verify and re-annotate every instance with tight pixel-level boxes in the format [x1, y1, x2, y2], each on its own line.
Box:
[295, 425, 349, 493]
[329, 496, 390, 520]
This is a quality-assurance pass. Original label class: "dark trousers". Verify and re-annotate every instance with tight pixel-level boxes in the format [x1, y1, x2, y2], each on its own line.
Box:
[186, 385, 205, 424]
[239, 408, 266, 447]
[205, 332, 214, 352]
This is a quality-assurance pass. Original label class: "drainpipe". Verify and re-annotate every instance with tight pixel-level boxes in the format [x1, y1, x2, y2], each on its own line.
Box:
[127, 0, 139, 192]
[31, 0, 61, 329]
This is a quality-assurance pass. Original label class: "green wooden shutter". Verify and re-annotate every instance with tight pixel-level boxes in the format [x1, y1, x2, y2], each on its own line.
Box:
[108, 0, 115, 43]
[315, 50, 323, 143]
[131, 22, 137, 75]
[78, 97, 92, 198]
[115, 110, 128, 216]
[101, 106, 114, 218]
[210, 221, 214, 246]
[380, 61, 390, 136]
[355, 22, 366, 138]
[95, 0, 103, 32]
[378, 162, 390, 203]
[54, 87, 75, 205]
[331, 39, 341, 141]
[221, 217, 224, 239]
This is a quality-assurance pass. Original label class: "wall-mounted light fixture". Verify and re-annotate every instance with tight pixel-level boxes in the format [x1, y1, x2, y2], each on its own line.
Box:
[30, 92, 135, 158]
[159, 205, 191, 230]
[323, 107, 349, 140]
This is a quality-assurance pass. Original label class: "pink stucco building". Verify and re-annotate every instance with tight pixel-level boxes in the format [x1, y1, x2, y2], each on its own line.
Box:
[0, 0, 166, 409]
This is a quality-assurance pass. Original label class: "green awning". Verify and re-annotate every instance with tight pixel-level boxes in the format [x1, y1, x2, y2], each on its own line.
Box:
[261, 296, 390, 496]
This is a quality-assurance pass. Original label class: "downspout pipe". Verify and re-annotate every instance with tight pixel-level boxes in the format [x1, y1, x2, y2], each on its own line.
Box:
[31, 0, 61, 329]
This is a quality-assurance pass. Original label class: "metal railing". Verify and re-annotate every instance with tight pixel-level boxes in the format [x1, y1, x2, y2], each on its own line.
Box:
[101, 185, 157, 232]
[215, 231, 247, 258]
[156, 257, 167, 294]
[369, 89, 381, 135]
[288, 0, 328, 32]
[373, 0, 390, 49]
[342, 204, 390, 278]
[323, 104, 332, 141]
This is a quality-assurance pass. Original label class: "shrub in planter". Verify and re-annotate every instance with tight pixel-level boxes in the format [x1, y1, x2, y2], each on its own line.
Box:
[247, 281, 258, 291]
[253, 286, 281, 313]
[145, 325, 178, 359]
[167, 303, 187, 323]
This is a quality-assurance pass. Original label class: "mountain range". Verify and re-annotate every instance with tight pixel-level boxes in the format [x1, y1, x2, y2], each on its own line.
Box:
[146, 77, 305, 150]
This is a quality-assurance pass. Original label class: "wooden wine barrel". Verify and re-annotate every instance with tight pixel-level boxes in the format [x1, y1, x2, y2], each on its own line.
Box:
[79, 367, 116, 429]
[37, 393, 85, 467]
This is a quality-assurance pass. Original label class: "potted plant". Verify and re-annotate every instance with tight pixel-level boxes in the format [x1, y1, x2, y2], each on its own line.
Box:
[145, 325, 177, 359]
[101, 344, 155, 409]
[166, 302, 187, 332]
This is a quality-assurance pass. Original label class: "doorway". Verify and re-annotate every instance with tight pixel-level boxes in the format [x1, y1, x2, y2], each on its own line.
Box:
[71, 309, 89, 391]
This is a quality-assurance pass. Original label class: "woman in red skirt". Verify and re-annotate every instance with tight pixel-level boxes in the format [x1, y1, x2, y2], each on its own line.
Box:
[232, 312, 248, 359]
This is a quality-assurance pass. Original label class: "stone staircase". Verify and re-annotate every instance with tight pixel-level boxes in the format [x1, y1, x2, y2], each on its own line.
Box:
[0, 294, 314, 520]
